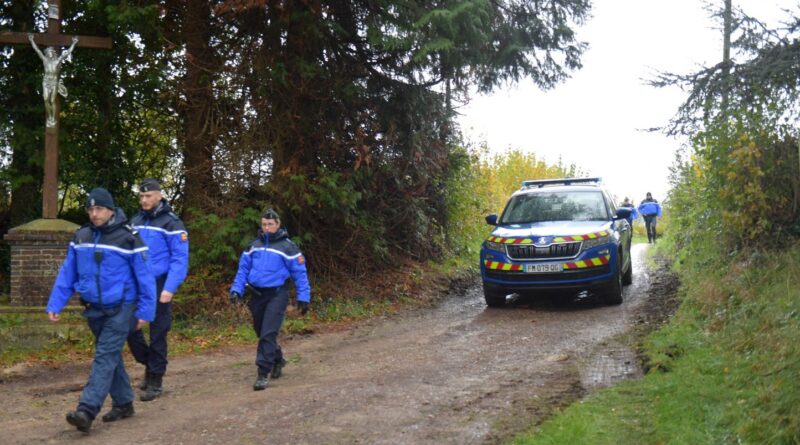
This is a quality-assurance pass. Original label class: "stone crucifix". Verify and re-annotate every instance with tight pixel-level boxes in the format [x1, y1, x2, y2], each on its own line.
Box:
[0, 0, 111, 219]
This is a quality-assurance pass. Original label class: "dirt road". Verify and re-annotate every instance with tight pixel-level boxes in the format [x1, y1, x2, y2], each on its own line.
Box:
[1, 244, 671, 444]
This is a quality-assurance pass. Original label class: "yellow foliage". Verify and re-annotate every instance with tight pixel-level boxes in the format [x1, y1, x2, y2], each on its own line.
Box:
[717, 136, 772, 241]
[445, 147, 580, 256]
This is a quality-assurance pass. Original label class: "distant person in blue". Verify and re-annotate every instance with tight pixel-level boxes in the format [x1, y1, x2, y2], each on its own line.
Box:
[229, 208, 311, 390]
[638, 192, 662, 243]
[46, 188, 157, 432]
[620, 197, 639, 228]
[126, 179, 189, 402]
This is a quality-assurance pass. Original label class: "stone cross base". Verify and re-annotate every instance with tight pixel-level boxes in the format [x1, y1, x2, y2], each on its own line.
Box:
[4, 218, 79, 306]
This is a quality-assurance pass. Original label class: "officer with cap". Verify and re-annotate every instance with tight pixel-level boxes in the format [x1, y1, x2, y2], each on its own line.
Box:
[46, 188, 157, 432]
[126, 179, 189, 401]
[229, 208, 311, 390]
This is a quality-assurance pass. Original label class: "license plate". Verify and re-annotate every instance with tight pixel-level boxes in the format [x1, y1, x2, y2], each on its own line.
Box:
[525, 263, 563, 273]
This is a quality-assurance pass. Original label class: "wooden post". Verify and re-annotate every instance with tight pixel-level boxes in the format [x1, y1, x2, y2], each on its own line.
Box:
[44, 119, 59, 219]
[43, 0, 62, 220]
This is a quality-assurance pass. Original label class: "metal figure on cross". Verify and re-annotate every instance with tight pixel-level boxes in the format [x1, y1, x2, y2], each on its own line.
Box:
[28, 34, 79, 128]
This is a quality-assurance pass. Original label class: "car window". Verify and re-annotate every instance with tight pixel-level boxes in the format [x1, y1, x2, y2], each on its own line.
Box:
[605, 192, 616, 218]
[500, 191, 608, 223]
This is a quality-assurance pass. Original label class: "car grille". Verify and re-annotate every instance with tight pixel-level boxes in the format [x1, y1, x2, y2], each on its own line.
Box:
[485, 266, 609, 282]
[506, 242, 581, 260]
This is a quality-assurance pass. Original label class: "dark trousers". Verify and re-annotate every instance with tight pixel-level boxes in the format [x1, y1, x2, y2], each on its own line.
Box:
[127, 277, 172, 376]
[78, 304, 136, 418]
[644, 215, 658, 242]
[248, 286, 288, 375]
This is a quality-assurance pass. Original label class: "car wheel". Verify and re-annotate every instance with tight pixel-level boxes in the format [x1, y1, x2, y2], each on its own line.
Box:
[483, 285, 507, 307]
[602, 258, 623, 305]
[622, 251, 633, 286]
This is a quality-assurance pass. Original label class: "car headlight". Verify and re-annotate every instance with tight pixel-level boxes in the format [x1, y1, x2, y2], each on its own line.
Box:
[484, 240, 506, 253]
[582, 235, 611, 250]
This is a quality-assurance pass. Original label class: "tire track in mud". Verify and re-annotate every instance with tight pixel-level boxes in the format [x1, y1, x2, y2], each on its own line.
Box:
[0, 244, 675, 444]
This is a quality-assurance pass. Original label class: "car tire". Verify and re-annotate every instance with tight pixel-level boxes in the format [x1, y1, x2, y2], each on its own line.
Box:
[602, 258, 623, 305]
[483, 286, 507, 307]
[622, 252, 633, 286]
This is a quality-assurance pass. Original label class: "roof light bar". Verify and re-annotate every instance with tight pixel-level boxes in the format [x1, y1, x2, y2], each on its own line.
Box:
[521, 177, 603, 188]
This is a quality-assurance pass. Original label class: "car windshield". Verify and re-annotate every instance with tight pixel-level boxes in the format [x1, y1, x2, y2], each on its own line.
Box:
[500, 191, 608, 223]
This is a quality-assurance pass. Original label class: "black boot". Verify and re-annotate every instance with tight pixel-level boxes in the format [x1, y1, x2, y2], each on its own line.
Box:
[271, 358, 287, 379]
[253, 373, 269, 391]
[140, 374, 163, 401]
[66, 410, 93, 432]
[101, 403, 135, 422]
[139, 370, 151, 391]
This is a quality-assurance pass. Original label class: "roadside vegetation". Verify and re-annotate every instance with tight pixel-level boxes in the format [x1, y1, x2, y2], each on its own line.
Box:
[514, 3, 800, 443]
[514, 242, 800, 445]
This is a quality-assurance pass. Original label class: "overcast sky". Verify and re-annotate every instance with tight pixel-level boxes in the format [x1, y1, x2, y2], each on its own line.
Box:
[458, 0, 797, 205]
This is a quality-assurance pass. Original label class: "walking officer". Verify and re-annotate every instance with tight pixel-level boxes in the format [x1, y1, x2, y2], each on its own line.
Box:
[126, 178, 189, 401]
[638, 192, 662, 243]
[46, 188, 157, 432]
[229, 208, 311, 390]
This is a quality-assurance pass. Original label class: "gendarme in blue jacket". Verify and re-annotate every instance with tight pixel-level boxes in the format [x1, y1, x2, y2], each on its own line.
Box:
[638, 198, 662, 218]
[230, 228, 311, 302]
[130, 199, 189, 293]
[47, 208, 158, 322]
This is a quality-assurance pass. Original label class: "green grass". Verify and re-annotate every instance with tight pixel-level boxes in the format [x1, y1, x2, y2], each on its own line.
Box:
[513, 241, 800, 445]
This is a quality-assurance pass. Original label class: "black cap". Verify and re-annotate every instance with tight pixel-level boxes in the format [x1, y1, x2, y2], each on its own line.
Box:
[86, 187, 115, 210]
[139, 178, 161, 193]
[261, 208, 280, 220]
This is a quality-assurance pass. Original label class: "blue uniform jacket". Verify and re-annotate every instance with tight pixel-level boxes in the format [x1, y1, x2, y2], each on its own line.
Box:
[638, 199, 662, 217]
[230, 228, 311, 302]
[46, 209, 158, 322]
[131, 200, 189, 294]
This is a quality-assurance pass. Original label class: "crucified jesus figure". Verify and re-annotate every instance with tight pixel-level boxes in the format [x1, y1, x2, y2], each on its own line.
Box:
[28, 34, 79, 128]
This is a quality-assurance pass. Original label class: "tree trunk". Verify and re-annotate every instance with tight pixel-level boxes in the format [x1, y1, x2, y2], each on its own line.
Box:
[181, 0, 218, 217]
[721, 0, 732, 114]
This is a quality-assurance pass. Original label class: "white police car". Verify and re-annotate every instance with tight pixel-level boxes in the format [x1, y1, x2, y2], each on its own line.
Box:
[480, 178, 633, 306]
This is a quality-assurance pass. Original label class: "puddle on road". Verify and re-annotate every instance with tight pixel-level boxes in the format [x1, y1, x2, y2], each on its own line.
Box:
[579, 340, 643, 391]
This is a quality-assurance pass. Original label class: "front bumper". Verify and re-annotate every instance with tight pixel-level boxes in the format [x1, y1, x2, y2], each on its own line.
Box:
[480, 244, 617, 293]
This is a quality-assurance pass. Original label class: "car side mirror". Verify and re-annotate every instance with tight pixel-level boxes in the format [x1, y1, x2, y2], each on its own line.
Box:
[615, 208, 632, 220]
[485, 214, 498, 225]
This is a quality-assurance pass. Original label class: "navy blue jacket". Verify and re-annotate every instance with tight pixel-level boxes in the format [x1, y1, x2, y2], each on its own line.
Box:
[47, 209, 158, 322]
[131, 200, 189, 294]
[231, 228, 311, 302]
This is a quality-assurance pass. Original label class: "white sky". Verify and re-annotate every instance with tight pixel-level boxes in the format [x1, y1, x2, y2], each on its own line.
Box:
[458, 0, 797, 204]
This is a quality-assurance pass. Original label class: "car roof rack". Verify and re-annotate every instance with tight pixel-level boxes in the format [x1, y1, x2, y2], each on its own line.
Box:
[521, 177, 602, 188]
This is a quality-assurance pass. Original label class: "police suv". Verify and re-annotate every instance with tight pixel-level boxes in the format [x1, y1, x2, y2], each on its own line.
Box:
[480, 178, 633, 307]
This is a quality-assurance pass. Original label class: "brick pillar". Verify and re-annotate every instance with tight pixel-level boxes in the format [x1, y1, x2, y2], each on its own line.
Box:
[4, 219, 79, 306]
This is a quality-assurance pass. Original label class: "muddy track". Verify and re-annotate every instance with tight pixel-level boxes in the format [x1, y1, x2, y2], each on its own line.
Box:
[1, 244, 676, 444]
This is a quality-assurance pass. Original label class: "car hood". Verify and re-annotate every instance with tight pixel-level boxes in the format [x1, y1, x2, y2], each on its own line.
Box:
[492, 221, 612, 238]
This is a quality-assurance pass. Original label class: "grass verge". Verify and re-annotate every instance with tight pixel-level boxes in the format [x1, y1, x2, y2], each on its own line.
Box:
[512, 241, 800, 444]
